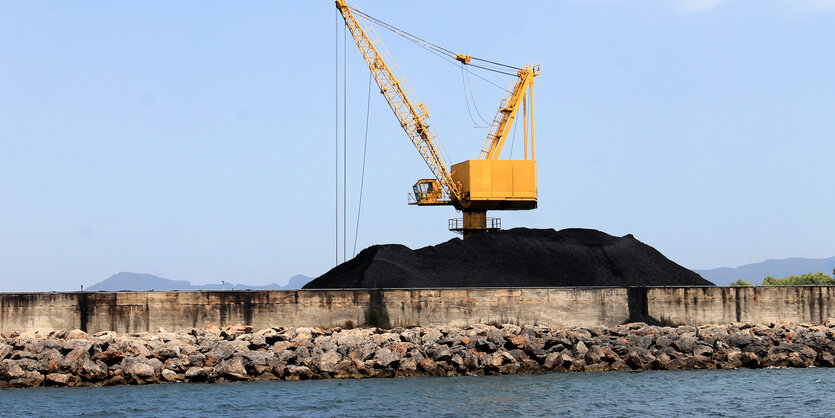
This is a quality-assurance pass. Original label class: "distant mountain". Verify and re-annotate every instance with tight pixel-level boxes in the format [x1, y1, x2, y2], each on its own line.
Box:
[86, 272, 314, 291]
[86, 272, 193, 291]
[694, 256, 835, 286]
[284, 274, 313, 289]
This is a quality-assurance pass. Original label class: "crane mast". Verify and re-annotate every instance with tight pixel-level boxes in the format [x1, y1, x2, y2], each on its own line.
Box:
[480, 65, 540, 160]
[335, 0, 461, 204]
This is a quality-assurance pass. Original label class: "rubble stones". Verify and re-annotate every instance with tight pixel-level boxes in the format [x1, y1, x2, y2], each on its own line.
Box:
[0, 320, 833, 388]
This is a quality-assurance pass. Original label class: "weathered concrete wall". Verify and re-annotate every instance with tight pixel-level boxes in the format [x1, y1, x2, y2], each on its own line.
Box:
[80, 291, 372, 334]
[378, 287, 628, 328]
[0, 288, 629, 334]
[647, 286, 835, 326]
[0, 293, 82, 333]
[1, 286, 833, 334]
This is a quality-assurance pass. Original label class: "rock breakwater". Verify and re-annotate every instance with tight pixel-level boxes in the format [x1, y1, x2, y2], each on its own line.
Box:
[1, 321, 834, 388]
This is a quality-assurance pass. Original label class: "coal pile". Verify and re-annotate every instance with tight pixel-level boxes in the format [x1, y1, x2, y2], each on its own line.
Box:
[304, 228, 713, 289]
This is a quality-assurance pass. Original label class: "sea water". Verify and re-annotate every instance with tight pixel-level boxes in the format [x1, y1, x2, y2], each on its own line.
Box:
[1, 368, 833, 417]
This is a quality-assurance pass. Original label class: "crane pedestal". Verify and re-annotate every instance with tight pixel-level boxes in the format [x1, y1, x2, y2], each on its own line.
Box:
[448, 211, 501, 239]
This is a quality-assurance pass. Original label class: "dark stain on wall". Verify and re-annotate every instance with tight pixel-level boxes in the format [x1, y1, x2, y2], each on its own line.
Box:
[211, 292, 256, 327]
[626, 287, 661, 325]
[78, 292, 88, 332]
[242, 294, 254, 327]
[365, 289, 390, 328]
[819, 287, 826, 323]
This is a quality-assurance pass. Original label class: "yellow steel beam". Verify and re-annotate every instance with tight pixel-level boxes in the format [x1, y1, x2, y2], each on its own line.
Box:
[335, 0, 461, 202]
[479, 65, 540, 160]
[530, 80, 535, 160]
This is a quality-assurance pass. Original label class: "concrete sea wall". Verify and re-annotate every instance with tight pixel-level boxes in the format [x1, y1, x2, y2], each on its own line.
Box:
[1, 286, 833, 334]
[647, 286, 834, 325]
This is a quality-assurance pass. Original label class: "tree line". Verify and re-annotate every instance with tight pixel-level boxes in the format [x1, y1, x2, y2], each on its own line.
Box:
[730, 269, 835, 287]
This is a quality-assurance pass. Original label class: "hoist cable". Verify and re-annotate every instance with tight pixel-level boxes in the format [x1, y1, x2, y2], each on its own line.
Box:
[460, 66, 488, 128]
[334, 10, 339, 267]
[350, 6, 522, 75]
[401, 32, 510, 91]
[464, 65, 492, 126]
[353, 72, 373, 257]
[343, 23, 347, 263]
[350, 7, 455, 57]
[466, 63, 518, 77]
[352, 12, 511, 90]
[464, 66, 510, 91]
[471, 56, 522, 71]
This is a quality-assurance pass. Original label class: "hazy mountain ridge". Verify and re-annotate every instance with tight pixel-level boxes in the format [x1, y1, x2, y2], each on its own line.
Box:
[89, 255, 835, 290]
[86, 272, 313, 291]
[695, 256, 835, 286]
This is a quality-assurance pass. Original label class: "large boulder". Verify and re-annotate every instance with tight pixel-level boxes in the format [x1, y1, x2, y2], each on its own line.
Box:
[121, 357, 156, 381]
[216, 356, 248, 380]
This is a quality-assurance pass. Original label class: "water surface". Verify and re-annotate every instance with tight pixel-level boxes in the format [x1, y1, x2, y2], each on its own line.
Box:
[1, 368, 833, 417]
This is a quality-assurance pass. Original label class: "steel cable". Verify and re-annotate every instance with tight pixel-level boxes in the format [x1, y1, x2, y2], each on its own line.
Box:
[464, 65, 492, 126]
[343, 22, 347, 263]
[460, 65, 489, 128]
[351, 7, 519, 80]
[353, 72, 373, 257]
[335, 10, 339, 266]
[351, 6, 522, 71]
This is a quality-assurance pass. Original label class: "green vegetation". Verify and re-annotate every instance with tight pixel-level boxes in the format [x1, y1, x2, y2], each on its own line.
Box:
[730, 279, 753, 287]
[364, 305, 391, 328]
[761, 272, 835, 286]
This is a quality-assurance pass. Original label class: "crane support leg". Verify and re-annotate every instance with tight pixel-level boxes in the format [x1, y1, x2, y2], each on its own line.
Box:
[463, 211, 487, 239]
[449, 210, 501, 239]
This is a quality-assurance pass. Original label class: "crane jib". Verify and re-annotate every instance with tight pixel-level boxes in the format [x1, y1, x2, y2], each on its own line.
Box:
[336, 0, 461, 202]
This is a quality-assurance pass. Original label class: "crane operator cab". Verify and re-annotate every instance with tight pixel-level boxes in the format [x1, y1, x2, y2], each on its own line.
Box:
[410, 179, 448, 206]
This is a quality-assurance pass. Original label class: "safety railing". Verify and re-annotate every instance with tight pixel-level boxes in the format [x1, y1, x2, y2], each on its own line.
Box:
[448, 217, 501, 232]
[408, 192, 453, 205]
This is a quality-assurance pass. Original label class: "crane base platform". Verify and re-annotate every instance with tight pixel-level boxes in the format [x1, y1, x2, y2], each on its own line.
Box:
[449, 212, 500, 239]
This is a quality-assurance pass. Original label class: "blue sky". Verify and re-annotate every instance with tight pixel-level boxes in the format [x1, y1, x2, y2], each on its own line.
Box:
[1, 0, 833, 291]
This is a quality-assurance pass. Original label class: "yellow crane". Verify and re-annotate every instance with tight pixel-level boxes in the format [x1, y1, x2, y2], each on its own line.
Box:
[336, 0, 539, 238]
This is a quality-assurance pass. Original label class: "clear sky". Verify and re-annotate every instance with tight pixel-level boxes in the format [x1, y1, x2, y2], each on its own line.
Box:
[1, 0, 833, 291]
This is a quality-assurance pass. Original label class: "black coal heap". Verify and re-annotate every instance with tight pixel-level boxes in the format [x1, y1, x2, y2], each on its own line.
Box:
[303, 228, 713, 289]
